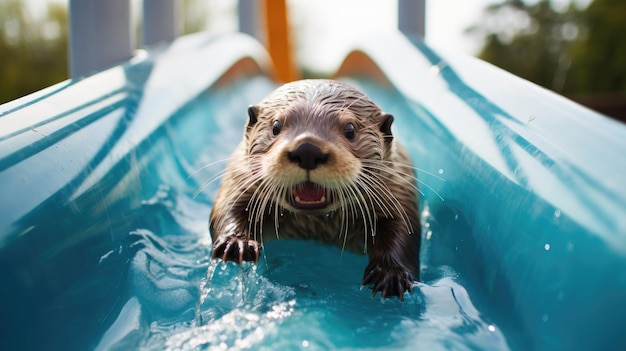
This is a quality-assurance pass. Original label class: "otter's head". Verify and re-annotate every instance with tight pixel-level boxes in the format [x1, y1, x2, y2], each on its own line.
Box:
[244, 79, 395, 215]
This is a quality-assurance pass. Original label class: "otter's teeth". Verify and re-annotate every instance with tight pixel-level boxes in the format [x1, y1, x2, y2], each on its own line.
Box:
[294, 194, 326, 205]
[292, 182, 327, 208]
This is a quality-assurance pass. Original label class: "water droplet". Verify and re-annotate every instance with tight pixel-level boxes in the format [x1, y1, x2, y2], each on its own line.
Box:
[542, 314, 549, 322]
[454, 214, 459, 221]
[488, 325, 496, 332]
[566, 241, 574, 251]
[527, 115, 536, 122]
[325, 213, 330, 218]
[544, 243, 551, 251]
[424, 222, 430, 228]
[554, 209, 561, 218]
[302, 340, 310, 348]
[557, 291, 564, 300]
[438, 169, 444, 175]
[426, 230, 432, 240]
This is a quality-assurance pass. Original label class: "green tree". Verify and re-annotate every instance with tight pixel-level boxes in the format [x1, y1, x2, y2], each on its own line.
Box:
[468, 0, 626, 95]
[566, 0, 626, 93]
[0, 0, 68, 104]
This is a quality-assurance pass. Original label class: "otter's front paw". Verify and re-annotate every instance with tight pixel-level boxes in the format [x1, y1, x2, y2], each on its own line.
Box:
[362, 263, 414, 301]
[212, 236, 261, 264]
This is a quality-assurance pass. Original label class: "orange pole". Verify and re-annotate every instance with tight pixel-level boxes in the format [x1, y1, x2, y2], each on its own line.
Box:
[263, 0, 299, 82]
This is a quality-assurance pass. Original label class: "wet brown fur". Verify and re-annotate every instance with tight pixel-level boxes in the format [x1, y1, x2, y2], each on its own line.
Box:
[209, 79, 420, 300]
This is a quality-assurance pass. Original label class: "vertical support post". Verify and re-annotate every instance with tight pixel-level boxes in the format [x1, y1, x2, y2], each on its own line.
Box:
[68, 0, 133, 78]
[143, 0, 178, 47]
[262, 0, 299, 82]
[238, 0, 259, 39]
[398, 0, 426, 38]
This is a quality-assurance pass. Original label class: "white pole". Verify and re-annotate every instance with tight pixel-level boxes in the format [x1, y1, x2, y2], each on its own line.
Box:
[238, 0, 259, 39]
[143, 0, 178, 47]
[68, 0, 133, 78]
[398, 0, 426, 38]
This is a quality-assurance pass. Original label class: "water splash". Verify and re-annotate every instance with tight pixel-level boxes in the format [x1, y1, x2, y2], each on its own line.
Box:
[94, 183, 510, 350]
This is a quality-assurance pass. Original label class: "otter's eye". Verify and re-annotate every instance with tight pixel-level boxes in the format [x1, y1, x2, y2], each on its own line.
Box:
[272, 120, 282, 136]
[343, 123, 356, 140]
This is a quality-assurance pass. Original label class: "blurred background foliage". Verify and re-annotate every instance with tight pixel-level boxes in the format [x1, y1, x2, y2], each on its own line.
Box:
[0, 0, 68, 103]
[466, 0, 626, 119]
[468, 0, 626, 94]
[1, 0, 625, 120]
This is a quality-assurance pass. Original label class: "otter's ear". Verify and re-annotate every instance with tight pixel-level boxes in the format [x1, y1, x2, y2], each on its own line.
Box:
[379, 113, 394, 137]
[247, 105, 259, 127]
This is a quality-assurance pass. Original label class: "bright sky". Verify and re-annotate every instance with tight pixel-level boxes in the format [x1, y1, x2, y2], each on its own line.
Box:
[288, 0, 495, 73]
[26, 0, 591, 74]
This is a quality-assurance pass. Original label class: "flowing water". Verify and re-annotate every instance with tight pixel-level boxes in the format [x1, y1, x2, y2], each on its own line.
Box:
[90, 181, 510, 351]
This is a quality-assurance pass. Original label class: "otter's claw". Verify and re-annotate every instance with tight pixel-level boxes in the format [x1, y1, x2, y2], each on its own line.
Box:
[212, 236, 261, 264]
[362, 263, 414, 301]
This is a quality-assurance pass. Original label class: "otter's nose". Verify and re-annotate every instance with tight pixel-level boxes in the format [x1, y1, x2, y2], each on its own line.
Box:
[288, 142, 329, 170]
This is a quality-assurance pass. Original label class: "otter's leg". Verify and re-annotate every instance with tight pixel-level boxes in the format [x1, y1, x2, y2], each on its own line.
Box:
[362, 218, 420, 300]
[210, 198, 261, 265]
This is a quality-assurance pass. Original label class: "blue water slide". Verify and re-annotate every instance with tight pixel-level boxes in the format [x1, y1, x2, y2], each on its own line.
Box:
[334, 34, 626, 350]
[0, 32, 625, 350]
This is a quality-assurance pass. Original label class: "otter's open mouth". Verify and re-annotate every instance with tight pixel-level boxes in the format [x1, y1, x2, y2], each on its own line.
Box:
[291, 182, 327, 209]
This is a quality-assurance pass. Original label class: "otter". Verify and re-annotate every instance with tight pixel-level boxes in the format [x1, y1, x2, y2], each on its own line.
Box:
[209, 79, 420, 300]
